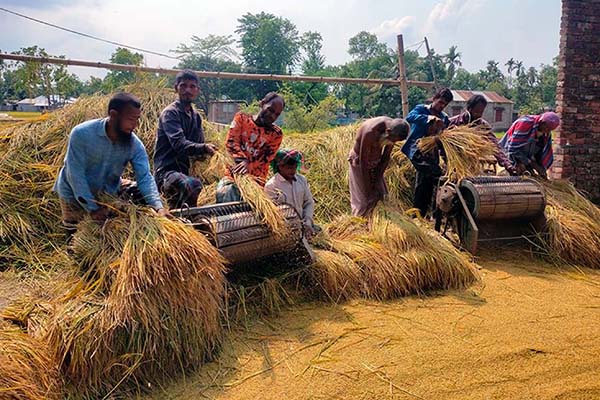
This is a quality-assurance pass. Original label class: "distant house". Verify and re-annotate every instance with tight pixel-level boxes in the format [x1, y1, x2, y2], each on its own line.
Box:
[208, 100, 245, 125]
[444, 90, 514, 131]
[15, 95, 77, 112]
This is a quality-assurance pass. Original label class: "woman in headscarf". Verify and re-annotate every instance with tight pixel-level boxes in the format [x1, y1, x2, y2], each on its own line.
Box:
[499, 111, 560, 179]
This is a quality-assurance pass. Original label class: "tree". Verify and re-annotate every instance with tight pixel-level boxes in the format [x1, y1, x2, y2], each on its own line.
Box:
[444, 45, 462, 83]
[103, 48, 144, 90]
[236, 12, 301, 96]
[173, 34, 252, 112]
[348, 31, 389, 61]
[300, 31, 325, 74]
[172, 34, 237, 62]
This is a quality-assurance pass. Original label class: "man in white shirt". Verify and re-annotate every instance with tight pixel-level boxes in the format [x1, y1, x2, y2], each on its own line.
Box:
[264, 149, 317, 237]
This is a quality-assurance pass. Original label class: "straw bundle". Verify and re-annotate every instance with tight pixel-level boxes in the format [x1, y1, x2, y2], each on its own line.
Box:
[44, 205, 228, 397]
[309, 209, 478, 300]
[0, 323, 62, 400]
[540, 180, 600, 268]
[418, 126, 497, 181]
[234, 174, 289, 237]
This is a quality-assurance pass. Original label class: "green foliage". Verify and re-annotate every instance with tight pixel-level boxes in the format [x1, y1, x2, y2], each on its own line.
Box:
[236, 12, 301, 97]
[102, 48, 144, 90]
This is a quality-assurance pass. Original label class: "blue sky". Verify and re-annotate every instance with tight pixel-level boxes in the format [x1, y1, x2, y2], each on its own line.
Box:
[0, 0, 561, 80]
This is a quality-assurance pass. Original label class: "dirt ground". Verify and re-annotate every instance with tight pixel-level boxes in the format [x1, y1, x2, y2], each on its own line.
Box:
[1, 248, 599, 400]
[149, 249, 600, 400]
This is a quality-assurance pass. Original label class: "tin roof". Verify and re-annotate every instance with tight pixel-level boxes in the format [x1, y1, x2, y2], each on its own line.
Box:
[450, 90, 513, 104]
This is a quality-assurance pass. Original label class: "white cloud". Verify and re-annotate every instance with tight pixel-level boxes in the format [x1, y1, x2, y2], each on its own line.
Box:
[423, 0, 484, 36]
[370, 16, 416, 39]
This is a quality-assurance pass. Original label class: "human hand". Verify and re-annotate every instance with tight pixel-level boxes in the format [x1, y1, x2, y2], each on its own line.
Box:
[90, 207, 110, 222]
[155, 208, 172, 218]
[514, 163, 527, 175]
[204, 143, 217, 156]
[232, 159, 249, 175]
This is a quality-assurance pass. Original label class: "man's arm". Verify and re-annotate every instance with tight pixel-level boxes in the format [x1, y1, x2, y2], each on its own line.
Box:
[161, 109, 208, 157]
[405, 106, 429, 125]
[64, 128, 99, 212]
[131, 137, 164, 210]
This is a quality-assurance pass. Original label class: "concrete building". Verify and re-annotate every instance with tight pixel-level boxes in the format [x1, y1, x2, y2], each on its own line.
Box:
[208, 100, 245, 125]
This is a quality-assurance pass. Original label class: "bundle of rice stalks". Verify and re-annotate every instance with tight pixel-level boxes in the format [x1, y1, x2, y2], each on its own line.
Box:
[311, 249, 362, 301]
[418, 126, 497, 181]
[0, 323, 62, 400]
[45, 205, 228, 397]
[234, 174, 289, 237]
[199, 148, 235, 183]
[309, 209, 478, 300]
[540, 180, 600, 268]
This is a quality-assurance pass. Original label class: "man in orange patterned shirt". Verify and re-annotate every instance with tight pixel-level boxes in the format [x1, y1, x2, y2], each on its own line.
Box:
[216, 92, 285, 203]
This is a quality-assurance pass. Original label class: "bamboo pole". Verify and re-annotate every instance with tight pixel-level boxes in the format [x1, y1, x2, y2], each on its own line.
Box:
[424, 37, 439, 90]
[396, 34, 410, 117]
[0, 53, 435, 88]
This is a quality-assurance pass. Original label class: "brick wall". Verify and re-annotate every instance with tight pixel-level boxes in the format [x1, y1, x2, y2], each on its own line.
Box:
[552, 0, 600, 202]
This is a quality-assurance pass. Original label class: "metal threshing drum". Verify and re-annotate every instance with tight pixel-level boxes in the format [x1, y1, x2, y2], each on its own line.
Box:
[171, 202, 308, 267]
[459, 176, 546, 220]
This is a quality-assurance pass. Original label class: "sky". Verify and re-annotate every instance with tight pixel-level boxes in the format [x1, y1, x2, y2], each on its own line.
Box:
[0, 0, 561, 80]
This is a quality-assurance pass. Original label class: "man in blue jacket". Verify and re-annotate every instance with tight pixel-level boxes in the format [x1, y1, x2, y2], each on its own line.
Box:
[154, 70, 217, 209]
[401, 88, 453, 217]
[54, 92, 167, 238]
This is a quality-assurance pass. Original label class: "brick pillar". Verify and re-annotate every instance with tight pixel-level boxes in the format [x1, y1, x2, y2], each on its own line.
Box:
[552, 0, 600, 202]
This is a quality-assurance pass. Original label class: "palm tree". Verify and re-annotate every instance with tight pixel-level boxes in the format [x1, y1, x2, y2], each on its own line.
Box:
[506, 58, 516, 76]
[444, 45, 462, 83]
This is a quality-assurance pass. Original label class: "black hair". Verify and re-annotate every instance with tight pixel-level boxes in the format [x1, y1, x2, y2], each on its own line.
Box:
[432, 87, 453, 103]
[175, 69, 199, 86]
[107, 92, 141, 114]
[260, 92, 285, 107]
[466, 94, 487, 110]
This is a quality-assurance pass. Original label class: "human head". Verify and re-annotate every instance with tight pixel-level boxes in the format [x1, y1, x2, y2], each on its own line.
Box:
[538, 111, 560, 135]
[466, 94, 488, 121]
[256, 92, 285, 127]
[107, 92, 142, 140]
[384, 119, 410, 143]
[430, 87, 453, 114]
[271, 149, 303, 181]
[174, 69, 200, 104]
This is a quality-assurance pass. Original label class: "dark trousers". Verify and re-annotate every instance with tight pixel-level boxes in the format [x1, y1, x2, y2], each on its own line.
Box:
[411, 151, 442, 218]
[159, 171, 203, 209]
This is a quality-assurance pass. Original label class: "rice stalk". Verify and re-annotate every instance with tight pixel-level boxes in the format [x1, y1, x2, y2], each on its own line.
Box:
[418, 126, 497, 181]
[234, 174, 289, 237]
[0, 323, 62, 400]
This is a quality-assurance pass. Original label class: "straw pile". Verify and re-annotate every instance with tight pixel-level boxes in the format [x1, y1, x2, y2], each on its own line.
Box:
[42, 205, 227, 397]
[418, 126, 497, 181]
[310, 208, 479, 301]
[0, 323, 62, 400]
[540, 180, 600, 268]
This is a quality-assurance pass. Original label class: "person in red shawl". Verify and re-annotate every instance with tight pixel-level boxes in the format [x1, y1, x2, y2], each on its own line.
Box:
[499, 111, 560, 179]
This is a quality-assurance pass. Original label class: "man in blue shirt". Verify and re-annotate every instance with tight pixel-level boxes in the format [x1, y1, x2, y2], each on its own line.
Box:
[154, 70, 216, 209]
[54, 92, 167, 238]
[401, 87, 453, 217]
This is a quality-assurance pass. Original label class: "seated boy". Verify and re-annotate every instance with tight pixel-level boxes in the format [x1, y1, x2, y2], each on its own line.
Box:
[264, 149, 319, 237]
